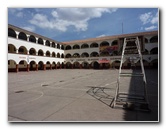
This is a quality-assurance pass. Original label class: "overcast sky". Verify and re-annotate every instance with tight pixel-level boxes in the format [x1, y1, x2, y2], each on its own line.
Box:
[8, 8, 158, 42]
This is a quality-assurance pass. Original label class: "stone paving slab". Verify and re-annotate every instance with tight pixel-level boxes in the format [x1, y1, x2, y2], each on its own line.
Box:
[44, 98, 127, 121]
[9, 96, 76, 121]
[8, 69, 159, 122]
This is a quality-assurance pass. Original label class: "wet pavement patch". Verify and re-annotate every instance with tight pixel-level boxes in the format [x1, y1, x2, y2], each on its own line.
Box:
[15, 90, 25, 93]
[41, 84, 49, 87]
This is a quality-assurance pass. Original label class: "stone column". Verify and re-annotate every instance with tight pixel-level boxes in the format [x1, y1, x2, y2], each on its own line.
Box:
[43, 39, 46, 46]
[64, 64, 66, 69]
[36, 64, 38, 71]
[36, 37, 38, 44]
[27, 64, 29, 72]
[43, 64, 46, 71]
[15, 31, 19, 39]
[89, 63, 91, 69]
[27, 35, 30, 42]
[80, 64, 82, 69]
[16, 49, 19, 54]
[16, 64, 19, 72]
[50, 64, 52, 70]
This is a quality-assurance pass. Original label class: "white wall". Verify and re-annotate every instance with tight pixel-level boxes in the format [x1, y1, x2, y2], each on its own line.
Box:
[8, 37, 64, 55]
[8, 53, 65, 64]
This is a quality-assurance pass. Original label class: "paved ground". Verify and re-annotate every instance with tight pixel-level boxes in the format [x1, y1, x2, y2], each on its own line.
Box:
[8, 69, 159, 122]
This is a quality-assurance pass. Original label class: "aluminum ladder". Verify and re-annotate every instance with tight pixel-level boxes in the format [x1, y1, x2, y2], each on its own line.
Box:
[111, 37, 150, 111]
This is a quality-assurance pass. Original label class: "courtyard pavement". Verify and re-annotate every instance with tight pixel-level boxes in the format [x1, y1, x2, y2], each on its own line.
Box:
[8, 69, 159, 122]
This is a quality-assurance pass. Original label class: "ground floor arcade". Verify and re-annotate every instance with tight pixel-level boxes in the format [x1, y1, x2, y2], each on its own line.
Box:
[8, 58, 158, 72]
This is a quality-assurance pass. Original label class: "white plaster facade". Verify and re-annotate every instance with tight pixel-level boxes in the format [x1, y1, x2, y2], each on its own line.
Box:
[8, 24, 158, 72]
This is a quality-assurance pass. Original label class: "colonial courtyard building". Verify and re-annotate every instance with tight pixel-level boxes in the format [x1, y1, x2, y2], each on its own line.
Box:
[8, 24, 158, 72]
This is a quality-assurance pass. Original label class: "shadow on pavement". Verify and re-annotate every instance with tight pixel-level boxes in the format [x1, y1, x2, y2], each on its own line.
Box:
[86, 69, 159, 121]
[87, 86, 115, 107]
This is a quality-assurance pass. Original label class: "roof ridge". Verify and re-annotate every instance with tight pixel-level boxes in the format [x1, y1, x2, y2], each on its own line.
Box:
[63, 30, 158, 44]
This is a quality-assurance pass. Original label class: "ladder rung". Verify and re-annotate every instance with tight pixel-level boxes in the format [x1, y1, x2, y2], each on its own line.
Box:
[124, 54, 140, 57]
[120, 73, 143, 75]
[120, 75, 143, 77]
[118, 92, 144, 97]
[125, 37, 137, 39]
[118, 97, 145, 101]
[117, 93, 146, 102]
[125, 46, 137, 49]
[120, 73, 143, 77]
[124, 52, 138, 54]
[116, 99, 147, 104]
[126, 37, 137, 41]
[126, 37, 137, 39]
[125, 49, 138, 52]
[124, 50, 138, 54]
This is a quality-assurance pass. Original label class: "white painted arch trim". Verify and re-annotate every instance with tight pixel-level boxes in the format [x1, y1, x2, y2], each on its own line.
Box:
[8, 53, 65, 64]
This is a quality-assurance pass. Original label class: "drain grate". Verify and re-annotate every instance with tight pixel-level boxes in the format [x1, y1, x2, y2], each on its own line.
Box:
[15, 90, 24, 93]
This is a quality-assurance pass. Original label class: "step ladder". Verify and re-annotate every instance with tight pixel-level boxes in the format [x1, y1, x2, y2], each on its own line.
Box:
[111, 37, 150, 111]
